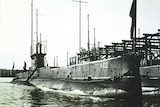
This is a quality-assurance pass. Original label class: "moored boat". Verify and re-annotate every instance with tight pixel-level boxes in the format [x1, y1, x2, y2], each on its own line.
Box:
[138, 30, 160, 90]
[12, 0, 142, 100]
[99, 28, 160, 93]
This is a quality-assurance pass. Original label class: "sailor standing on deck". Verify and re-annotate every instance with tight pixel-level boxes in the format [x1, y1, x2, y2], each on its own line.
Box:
[23, 61, 27, 72]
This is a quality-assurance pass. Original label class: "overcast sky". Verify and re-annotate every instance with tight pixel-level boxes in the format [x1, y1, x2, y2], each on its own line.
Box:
[0, 0, 160, 69]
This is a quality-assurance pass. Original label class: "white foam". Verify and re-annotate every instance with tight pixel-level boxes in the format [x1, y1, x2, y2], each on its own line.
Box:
[89, 96, 115, 102]
[93, 88, 126, 96]
[142, 87, 160, 95]
[142, 87, 159, 92]
[51, 83, 64, 90]
[142, 91, 160, 95]
[37, 85, 87, 96]
[69, 89, 87, 95]
[37, 86, 54, 92]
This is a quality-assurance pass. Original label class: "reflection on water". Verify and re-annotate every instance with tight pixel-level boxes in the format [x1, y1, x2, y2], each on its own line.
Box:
[0, 78, 160, 107]
[142, 95, 160, 107]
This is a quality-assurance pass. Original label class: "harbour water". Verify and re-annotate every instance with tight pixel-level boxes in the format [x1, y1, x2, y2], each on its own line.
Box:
[0, 77, 160, 107]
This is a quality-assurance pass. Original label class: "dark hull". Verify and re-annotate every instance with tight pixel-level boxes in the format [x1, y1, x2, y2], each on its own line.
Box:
[140, 65, 160, 91]
[13, 77, 140, 99]
[141, 78, 160, 88]
[140, 66, 160, 96]
[13, 55, 141, 98]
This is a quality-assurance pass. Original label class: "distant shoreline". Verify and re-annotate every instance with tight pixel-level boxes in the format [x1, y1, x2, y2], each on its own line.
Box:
[0, 69, 24, 77]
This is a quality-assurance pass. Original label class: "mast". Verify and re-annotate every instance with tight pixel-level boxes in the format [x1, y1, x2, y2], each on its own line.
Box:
[36, 9, 39, 54]
[94, 28, 96, 51]
[36, 9, 38, 43]
[79, 1, 81, 54]
[87, 14, 90, 58]
[73, 0, 88, 56]
[56, 56, 58, 67]
[54, 57, 56, 67]
[67, 52, 69, 66]
[94, 28, 96, 60]
[40, 33, 42, 53]
[31, 0, 33, 56]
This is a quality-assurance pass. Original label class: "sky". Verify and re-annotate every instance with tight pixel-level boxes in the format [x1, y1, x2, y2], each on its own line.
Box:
[0, 0, 160, 69]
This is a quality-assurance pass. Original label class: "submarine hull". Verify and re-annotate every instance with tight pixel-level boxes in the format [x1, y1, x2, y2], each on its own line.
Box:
[13, 55, 141, 97]
[140, 65, 160, 89]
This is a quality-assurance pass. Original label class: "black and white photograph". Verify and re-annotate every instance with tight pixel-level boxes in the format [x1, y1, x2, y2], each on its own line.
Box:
[0, 0, 160, 107]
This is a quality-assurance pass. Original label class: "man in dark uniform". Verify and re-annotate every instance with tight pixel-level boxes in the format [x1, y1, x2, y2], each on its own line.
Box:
[23, 61, 27, 72]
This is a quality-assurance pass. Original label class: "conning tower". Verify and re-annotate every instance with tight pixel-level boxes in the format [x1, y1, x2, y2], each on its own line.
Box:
[31, 37, 46, 68]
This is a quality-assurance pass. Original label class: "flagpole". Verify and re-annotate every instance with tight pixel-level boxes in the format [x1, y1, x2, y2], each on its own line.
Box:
[130, 0, 137, 54]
